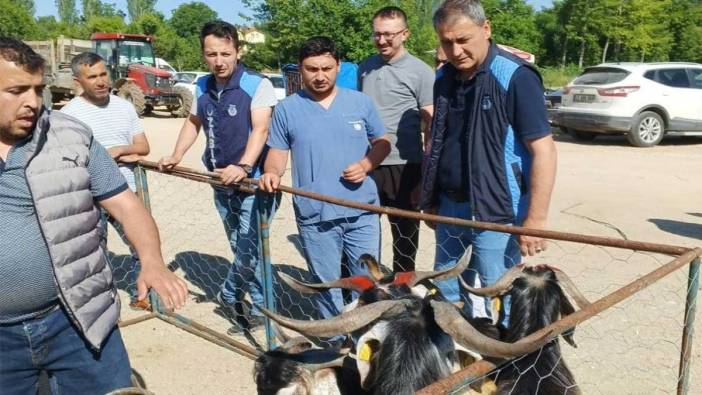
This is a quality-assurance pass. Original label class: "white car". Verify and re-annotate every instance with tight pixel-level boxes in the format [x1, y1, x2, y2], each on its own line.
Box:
[172, 71, 209, 97]
[554, 62, 702, 147]
[264, 73, 286, 102]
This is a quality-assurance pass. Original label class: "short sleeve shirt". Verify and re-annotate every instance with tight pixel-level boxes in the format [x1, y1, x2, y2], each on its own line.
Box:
[359, 53, 435, 165]
[0, 131, 127, 324]
[268, 88, 385, 224]
[61, 95, 144, 191]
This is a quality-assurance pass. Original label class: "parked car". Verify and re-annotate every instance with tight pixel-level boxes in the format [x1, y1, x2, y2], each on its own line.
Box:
[545, 87, 563, 126]
[156, 58, 177, 74]
[553, 62, 702, 147]
[263, 73, 286, 102]
[172, 71, 209, 97]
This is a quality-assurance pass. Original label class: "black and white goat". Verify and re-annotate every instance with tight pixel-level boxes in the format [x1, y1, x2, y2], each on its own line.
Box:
[457, 264, 591, 395]
[252, 323, 363, 395]
[261, 256, 552, 395]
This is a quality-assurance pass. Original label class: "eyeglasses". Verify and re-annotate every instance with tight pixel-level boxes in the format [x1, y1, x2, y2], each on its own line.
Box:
[371, 29, 407, 41]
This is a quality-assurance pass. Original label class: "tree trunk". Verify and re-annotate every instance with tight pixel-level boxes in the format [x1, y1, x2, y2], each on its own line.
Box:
[578, 38, 586, 69]
[602, 37, 610, 63]
[561, 35, 569, 68]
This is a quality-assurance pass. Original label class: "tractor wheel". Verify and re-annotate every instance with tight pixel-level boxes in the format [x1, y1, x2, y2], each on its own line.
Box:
[171, 85, 193, 118]
[117, 82, 146, 116]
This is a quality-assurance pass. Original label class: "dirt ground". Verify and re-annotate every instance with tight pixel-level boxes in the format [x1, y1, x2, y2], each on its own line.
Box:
[109, 110, 702, 394]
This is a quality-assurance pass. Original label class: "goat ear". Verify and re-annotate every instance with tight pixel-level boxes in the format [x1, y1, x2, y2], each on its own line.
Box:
[558, 291, 578, 348]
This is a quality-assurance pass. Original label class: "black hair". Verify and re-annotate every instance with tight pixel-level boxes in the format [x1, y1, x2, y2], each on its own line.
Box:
[200, 20, 240, 50]
[298, 36, 339, 63]
[373, 6, 408, 27]
[0, 37, 45, 73]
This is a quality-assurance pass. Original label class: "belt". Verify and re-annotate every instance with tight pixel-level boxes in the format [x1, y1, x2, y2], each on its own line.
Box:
[444, 189, 468, 202]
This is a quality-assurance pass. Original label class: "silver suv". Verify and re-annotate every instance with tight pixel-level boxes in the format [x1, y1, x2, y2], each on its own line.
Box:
[554, 62, 702, 147]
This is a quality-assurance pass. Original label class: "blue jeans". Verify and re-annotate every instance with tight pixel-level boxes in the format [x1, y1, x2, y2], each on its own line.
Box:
[433, 194, 521, 328]
[214, 188, 278, 316]
[297, 213, 380, 319]
[0, 306, 132, 394]
[99, 210, 139, 301]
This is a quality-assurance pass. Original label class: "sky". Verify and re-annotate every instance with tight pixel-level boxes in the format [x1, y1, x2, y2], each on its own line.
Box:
[35, 0, 554, 25]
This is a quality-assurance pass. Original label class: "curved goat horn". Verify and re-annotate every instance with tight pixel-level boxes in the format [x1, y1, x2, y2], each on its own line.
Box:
[302, 354, 348, 372]
[278, 272, 376, 294]
[259, 300, 412, 338]
[459, 264, 527, 297]
[552, 269, 591, 309]
[404, 249, 472, 287]
[359, 254, 385, 281]
[430, 300, 554, 359]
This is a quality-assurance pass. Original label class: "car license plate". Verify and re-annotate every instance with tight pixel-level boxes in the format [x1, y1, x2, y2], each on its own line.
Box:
[573, 94, 595, 103]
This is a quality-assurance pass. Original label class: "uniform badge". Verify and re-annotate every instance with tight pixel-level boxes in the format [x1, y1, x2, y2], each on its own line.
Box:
[349, 120, 364, 131]
[228, 104, 238, 117]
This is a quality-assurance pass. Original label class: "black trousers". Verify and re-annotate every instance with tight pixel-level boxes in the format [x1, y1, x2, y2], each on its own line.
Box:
[371, 163, 422, 272]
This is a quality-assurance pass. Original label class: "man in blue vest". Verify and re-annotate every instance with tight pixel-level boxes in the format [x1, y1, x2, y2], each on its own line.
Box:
[158, 21, 278, 335]
[0, 37, 187, 394]
[420, 0, 557, 328]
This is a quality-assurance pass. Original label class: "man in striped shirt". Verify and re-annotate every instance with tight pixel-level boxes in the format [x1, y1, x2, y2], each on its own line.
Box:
[62, 52, 150, 305]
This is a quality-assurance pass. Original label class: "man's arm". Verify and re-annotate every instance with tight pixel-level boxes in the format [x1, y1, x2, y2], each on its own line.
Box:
[158, 114, 201, 169]
[108, 133, 150, 162]
[259, 148, 289, 192]
[99, 189, 188, 309]
[215, 106, 272, 185]
[520, 134, 557, 256]
[342, 135, 391, 183]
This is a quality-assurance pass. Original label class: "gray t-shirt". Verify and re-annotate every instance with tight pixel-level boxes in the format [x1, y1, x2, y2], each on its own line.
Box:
[359, 52, 434, 165]
[0, 131, 127, 324]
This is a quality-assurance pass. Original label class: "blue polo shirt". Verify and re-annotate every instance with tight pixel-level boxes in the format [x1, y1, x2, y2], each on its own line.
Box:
[0, 128, 127, 323]
[268, 88, 385, 224]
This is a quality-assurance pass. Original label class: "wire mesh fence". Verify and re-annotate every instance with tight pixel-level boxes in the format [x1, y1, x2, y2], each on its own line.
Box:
[105, 161, 701, 394]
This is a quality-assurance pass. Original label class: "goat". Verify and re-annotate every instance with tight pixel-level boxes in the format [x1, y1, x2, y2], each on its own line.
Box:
[457, 264, 590, 395]
[253, 323, 363, 395]
[262, 256, 552, 395]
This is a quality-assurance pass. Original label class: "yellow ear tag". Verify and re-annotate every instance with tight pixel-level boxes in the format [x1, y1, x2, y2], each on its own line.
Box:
[492, 297, 502, 315]
[358, 342, 373, 362]
[428, 288, 437, 296]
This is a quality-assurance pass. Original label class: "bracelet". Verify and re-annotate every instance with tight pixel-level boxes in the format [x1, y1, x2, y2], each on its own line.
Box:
[237, 163, 253, 176]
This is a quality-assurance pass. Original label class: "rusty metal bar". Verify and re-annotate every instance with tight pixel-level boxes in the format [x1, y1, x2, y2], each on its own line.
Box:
[417, 248, 702, 395]
[136, 160, 690, 256]
[678, 257, 700, 395]
[158, 311, 259, 360]
[118, 313, 157, 328]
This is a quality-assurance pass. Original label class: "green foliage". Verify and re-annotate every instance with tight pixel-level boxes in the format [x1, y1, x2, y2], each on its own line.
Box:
[56, 0, 78, 24]
[10, 0, 34, 15]
[0, 0, 38, 38]
[82, 0, 123, 19]
[126, 0, 156, 22]
[169, 2, 218, 38]
[539, 64, 582, 88]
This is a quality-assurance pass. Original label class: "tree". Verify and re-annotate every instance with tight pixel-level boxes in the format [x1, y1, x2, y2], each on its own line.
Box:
[82, 0, 123, 19]
[127, 0, 156, 22]
[56, 0, 78, 24]
[170, 2, 218, 38]
[10, 0, 34, 16]
[0, 0, 37, 38]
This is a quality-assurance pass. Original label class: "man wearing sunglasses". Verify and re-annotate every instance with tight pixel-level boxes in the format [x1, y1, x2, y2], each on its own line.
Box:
[358, 6, 435, 273]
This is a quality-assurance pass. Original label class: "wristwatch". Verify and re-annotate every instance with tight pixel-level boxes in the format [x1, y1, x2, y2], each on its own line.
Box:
[237, 163, 253, 176]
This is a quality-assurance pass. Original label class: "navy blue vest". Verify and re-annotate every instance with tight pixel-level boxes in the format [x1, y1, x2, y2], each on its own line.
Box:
[196, 65, 267, 172]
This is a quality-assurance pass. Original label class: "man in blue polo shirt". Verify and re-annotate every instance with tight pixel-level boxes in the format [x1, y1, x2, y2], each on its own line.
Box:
[259, 36, 390, 319]
[420, 0, 557, 328]
[158, 20, 278, 334]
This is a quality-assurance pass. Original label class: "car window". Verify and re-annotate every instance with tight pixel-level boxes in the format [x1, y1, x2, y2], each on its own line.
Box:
[654, 68, 690, 88]
[688, 68, 702, 89]
[572, 67, 629, 85]
[268, 76, 285, 89]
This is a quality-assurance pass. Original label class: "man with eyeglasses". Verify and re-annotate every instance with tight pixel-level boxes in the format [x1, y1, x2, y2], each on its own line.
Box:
[358, 6, 435, 272]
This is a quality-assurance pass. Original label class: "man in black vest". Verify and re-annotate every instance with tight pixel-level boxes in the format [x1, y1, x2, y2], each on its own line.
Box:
[419, 0, 557, 328]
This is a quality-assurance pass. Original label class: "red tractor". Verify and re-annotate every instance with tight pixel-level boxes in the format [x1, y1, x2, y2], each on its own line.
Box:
[91, 33, 191, 116]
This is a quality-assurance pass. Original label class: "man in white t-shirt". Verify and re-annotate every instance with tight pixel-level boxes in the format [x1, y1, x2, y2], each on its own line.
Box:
[62, 52, 150, 306]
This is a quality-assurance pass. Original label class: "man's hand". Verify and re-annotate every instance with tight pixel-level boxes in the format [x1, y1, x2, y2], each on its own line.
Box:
[107, 146, 124, 159]
[158, 155, 182, 171]
[135, 264, 188, 310]
[214, 165, 247, 185]
[342, 160, 370, 183]
[259, 172, 281, 193]
[518, 217, 548, 257]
